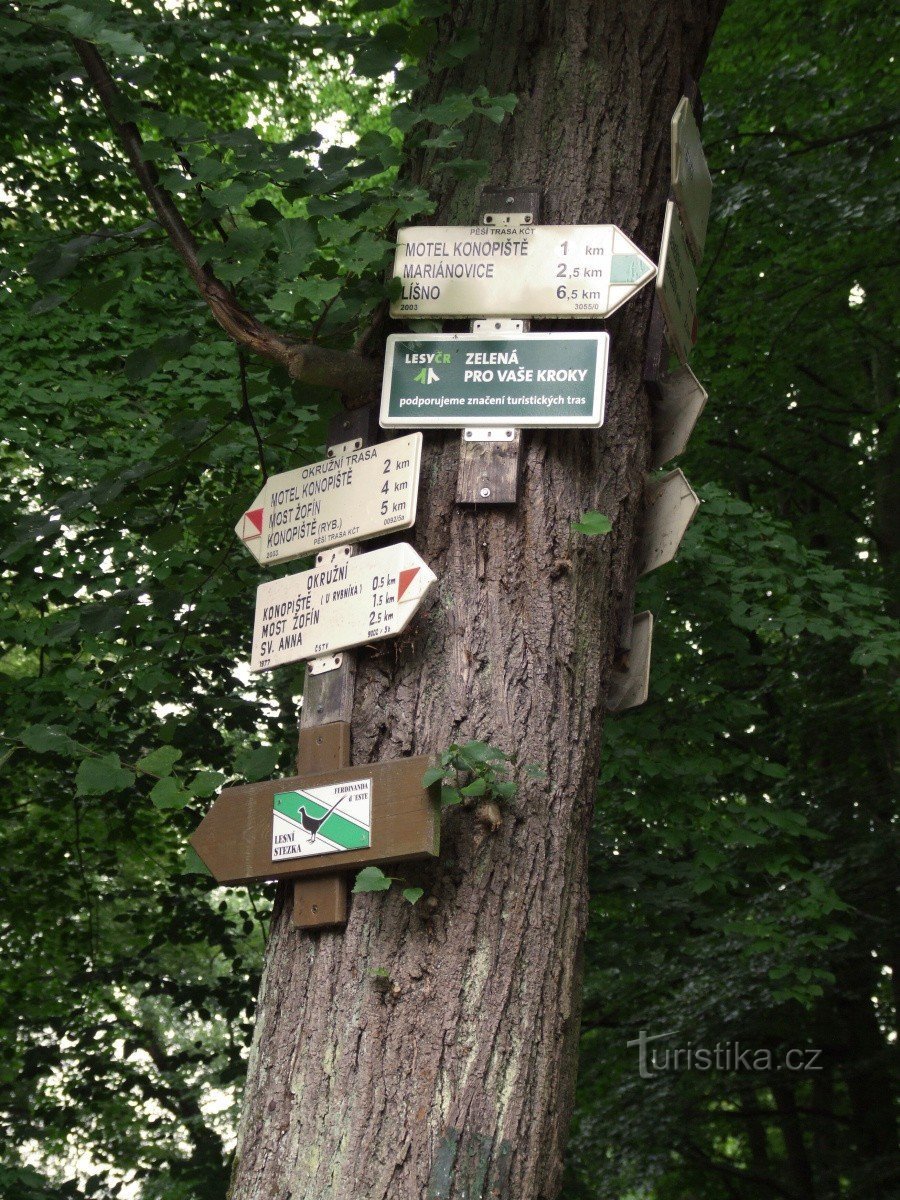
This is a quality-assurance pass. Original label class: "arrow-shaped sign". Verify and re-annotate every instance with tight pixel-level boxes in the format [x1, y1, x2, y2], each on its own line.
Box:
[251, 541, 436, 673]
[190, 755, 439, 885]
[650, 365, 708, 468]
[636, 469, 700, 577]
[671, 96, 712, 264]
[390, 224, 656, 319]
[656, 200, 699, 365]
[235, 433, 423, 567]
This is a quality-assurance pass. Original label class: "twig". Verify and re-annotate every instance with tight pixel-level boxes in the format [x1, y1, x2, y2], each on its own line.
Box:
[71, 38, 379, 403]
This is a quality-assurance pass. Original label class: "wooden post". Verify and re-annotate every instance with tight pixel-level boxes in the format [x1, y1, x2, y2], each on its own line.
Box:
[291, 405, 378, 929]
[456, 186, 541, 506]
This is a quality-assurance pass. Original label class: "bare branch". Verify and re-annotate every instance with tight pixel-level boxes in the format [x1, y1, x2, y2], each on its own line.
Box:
[71, 38, 380, 404]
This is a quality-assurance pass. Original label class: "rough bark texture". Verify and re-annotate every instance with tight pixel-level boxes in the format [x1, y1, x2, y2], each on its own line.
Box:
[231, 3, 723, 1198]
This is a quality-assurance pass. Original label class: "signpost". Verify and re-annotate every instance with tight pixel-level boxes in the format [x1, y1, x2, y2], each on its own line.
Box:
[656, 200, 699, 364]
[671, 96, 712, 263]
[250, 541, 436, 672]
[390, 224, 655, 319]
[190, 754, 439, 886]
[235, 433, 423, 566]
[379, 332, 609, 429]
[649, 365, 708, 468]
[636, 469, 700, 576]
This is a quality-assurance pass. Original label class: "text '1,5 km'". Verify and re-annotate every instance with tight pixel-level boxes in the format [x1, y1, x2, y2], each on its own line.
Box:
[250, 542, 436, 672]
[390, 225, 656, 319]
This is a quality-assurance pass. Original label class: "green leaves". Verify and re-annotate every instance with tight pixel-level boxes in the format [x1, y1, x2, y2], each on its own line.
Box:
[352, 866, 392, 894]
[426, 740, 520, 809]
[75, 753, 135, 797]
[21, 725, 80, 757]
[234, 746, 280, 782]
[352, 868, 423, 905]
[572, 511, 612, 536]
[124, 332, 197, 383]
[136, 746, 182, 778]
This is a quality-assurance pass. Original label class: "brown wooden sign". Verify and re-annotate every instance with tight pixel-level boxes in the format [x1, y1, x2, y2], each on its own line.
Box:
[191, 755, 439, 886]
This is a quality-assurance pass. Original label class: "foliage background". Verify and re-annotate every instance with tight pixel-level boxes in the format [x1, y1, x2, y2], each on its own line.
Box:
[0, 1, 896, 1198]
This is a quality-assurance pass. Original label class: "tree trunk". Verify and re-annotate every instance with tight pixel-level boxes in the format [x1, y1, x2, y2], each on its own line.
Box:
[230, 3, 724, 1198]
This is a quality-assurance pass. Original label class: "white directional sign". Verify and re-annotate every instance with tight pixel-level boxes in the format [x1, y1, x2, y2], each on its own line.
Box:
[650, 365, 708, 468]
[390, 224, 656, 319]
[636, 469, 700, 577]
[671, 97, 712, 263]
[250, 542, 436, 672]
[235, 434, 422, 566]
[656, 201, 699, 365]
[607, 612, 653, 712]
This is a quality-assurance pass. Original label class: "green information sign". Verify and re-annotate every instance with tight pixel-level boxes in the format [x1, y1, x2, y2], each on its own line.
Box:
[380, 332, 609, 428]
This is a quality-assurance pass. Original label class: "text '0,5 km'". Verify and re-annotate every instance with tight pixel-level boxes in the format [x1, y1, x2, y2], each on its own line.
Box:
[390, 224, 656, 319]
[250, 542, 436, 672]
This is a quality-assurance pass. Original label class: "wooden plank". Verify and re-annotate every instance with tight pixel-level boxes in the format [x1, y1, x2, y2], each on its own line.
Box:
[296, 722, 350, 774]
[456, 187, 540, 506]
[293, 723, 351, 927]
[292, 874, 347, 928]
[191, 755, 440, 886]
[456, 430, 523, 505]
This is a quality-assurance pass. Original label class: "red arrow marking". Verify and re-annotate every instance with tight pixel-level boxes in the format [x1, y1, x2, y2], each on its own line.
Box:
[243, 508, 264, 538]
[397, 567, 420, 601]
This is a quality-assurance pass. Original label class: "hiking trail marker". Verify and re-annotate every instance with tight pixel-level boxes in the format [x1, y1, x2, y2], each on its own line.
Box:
[390, 224, 655, 319]
[190, 753, 439, 886]
[650, 365, 708, 468]
[251, 541, 436, 673]
[235, 433, 423, 566]
[380, 332, 609, 429]
[671, 96, 712, 263]
[656, 200, 699, 364]
[636, 469, 700, 577]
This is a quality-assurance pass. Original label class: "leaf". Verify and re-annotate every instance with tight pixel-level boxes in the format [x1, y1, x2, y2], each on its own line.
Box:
[441, 784, 462, 808]
[461, 777, 488, 798]
[189, 770, 226, 798]
[402, 887, 424, 905]
[352, 866, 392, 894]
[149, 776, 190, 810]
[75, 754, 135, 797]
[21, 724, 79, 756]
[234, 745, 279, 782]
[572, 511, 612, 536]
[124, 332, 196, 383]
[136, 746, 182, 778]
[422, 766, 444, 787]
[182, 845, 211, 876]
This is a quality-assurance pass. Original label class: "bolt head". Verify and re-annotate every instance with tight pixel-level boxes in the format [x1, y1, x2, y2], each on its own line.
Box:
[479, 487, 491, 498]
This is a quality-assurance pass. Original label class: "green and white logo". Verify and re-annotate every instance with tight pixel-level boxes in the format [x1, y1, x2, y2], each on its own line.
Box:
[272, 778, 372, 861]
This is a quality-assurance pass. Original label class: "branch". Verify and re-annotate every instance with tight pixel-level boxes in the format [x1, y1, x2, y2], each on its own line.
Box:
[71, 38, 379, 404]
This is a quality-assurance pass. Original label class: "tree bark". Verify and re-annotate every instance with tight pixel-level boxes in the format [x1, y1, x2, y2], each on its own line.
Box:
[230, 3, 724, 1198]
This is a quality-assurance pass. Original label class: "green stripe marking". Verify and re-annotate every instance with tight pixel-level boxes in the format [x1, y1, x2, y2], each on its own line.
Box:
[274, 790, 370, 850]
[610, 254, 650, 284]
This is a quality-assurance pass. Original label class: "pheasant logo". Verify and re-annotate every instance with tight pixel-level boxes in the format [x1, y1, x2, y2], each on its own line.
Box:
[271, 778, 372, 861]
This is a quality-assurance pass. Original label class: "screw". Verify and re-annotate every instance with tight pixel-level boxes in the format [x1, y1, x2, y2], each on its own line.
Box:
[484, 214, 493, 223]
[505, 196, 514, 204]
[312, 904, 319, 914]
[480, 487, 491, 498]
[465, 430, 473, 439]
[506, 430, 513, 439]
